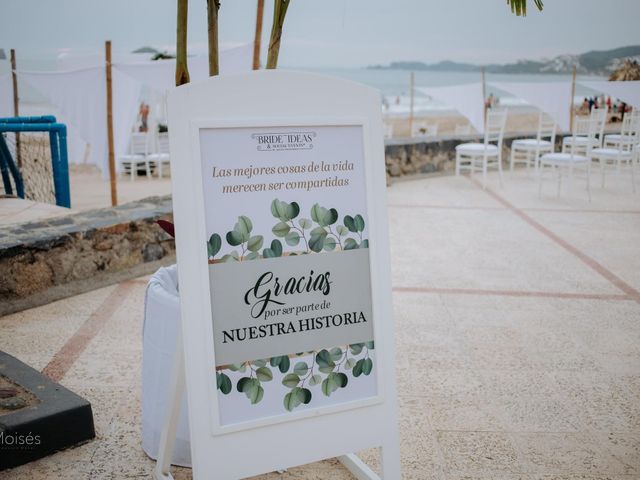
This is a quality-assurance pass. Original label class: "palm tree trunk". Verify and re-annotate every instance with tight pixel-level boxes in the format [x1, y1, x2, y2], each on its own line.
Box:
[207, 0, 221, 76]
[175, 0, 190, 86]
[266, 0, 290, 69]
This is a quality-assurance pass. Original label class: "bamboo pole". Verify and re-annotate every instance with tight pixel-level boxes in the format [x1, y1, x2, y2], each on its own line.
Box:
[481, 66, 487, 128]
[409, 72, 415, 137]
[569, 64, 577, 132]
[175, 0, 190, 86]
[105, 41, 118, 207]
[266, 0, 290, 69]
[207, 0, 220, 76]
[253, 0, 265, 70]
[10, 49, 22, 168]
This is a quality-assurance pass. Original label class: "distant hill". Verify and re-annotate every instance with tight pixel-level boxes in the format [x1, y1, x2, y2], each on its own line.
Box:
[368, 45, 640, 75]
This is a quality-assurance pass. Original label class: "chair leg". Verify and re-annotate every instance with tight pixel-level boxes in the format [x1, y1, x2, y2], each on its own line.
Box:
[131, 163, 136, 182]
[632, 158, 637, 193]
[146, 161, 152, 180]
[586, 162, 592, 203]
[455, 152, 460, 176]
[509, 148, 515, 172]
[538, 163, 544, 199]
[482, 158, 487, 189]
[497, 155, 504, 187]
[556, 166, 562, 197]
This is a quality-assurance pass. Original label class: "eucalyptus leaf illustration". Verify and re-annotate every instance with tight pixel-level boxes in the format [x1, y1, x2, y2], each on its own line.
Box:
[343, 238, 358, 250]
[271, 239, 283, 257]
[207, 233, 222, 258]
[247, 235, 264, 252]
[282, 373, 300, 388]
[272, 222, 290, 237]
[285, 230, 300, 246]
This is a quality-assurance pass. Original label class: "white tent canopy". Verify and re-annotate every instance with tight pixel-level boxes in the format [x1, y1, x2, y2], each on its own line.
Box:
[490, 81, 572, 131]
[19, 67, 141, 177]
[13, 44, 252, 178]
[579, 80, 640, 108]
[417, 83, 485, 134]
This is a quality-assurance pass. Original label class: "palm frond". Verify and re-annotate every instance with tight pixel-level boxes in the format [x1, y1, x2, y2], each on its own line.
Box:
[507, 0, 543, 17]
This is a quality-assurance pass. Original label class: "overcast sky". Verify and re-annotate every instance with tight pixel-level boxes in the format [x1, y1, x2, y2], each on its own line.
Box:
[2, 0, 640, 67]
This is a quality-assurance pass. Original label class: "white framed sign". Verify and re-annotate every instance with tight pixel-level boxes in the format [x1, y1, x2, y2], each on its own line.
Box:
[163, 71, 400, 479]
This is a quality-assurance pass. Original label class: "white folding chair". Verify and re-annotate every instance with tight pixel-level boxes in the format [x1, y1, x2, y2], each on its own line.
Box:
[562, 107, 607, 155]
[539, 112, 600, 202]
[411, 121, 438, 138]
[591, 115, 639, 192]
[510, 112, 556, 174]
[119, 132, 152, 181]
[604, 109, 640, 149]
[148, 132, 171, 178]
[455, 109, 508, 189]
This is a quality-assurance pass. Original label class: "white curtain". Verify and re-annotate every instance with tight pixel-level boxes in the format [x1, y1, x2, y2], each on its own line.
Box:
[579, 80, 640, 109]
[20, 67, 141, 177]
[416, 83, 485, 133]
[0, 74, 13, 117]
[490, 81, 572, 131]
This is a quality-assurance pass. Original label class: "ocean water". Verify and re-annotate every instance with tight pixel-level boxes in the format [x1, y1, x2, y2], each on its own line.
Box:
[293, 67, 608, 115]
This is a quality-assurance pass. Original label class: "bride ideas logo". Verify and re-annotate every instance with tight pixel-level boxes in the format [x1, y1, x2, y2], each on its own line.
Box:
[252, 131, 317, 151]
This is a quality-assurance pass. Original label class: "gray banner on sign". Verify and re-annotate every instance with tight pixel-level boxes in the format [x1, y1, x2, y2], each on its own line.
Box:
[209, 249, 374, 366]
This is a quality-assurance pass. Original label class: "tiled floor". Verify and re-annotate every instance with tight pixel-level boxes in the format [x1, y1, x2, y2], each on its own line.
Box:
[1, 169, 639, 479]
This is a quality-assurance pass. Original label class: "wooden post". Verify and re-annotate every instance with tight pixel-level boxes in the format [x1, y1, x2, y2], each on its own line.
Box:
[175, 0, 190, 86]
[481, 66, 487, 128]
[10, 49, 21, 168]
[569, 64, 577, 132]
[253, 0, 265, 70]
[207, 0, 220, 76]
[105, 41, 118, 207]
[409, 71, 415, 137]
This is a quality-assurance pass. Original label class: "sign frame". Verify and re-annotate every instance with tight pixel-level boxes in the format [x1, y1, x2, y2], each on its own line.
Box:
[158, 70, 400, 480]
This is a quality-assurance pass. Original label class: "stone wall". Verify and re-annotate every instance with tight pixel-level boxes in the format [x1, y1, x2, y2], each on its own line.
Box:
[0, 196, 174, 315]
[384, 131, 565, 180]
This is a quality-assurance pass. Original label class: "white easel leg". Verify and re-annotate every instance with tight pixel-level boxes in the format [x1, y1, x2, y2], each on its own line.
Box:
[153, 333, 185, 480]
[338, 454, 380, 480]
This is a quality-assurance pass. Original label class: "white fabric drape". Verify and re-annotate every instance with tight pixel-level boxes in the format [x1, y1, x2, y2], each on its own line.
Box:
[417, 83, 485, 133]
[0, 74, 14, 118]
[490, 81, 572, 131]
[115, 43, 253, 95]
[20, 68, 141, 177]
[579, 80, 640, 108]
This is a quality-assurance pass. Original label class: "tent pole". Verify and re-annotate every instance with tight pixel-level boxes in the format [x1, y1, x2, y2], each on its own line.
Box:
[105, 40, 118, 207]
[253, 0, 264, 70]
[569, 64, 576, 133]
[409, 71, 414, 137]
[10, 49, 22, 168]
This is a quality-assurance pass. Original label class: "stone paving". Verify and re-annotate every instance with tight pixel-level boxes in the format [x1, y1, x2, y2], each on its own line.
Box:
[1, 169, 639, 479]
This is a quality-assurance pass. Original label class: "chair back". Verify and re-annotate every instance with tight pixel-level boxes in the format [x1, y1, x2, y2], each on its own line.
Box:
[591, 107, 608, 145]
[156, 132, 170, 154]
[129, 132, 150, 155]
[411, 121, 438, 138]
[536, 112, 556, 146]
[568, 113, 600, 156]
[618, 114, 640, 152]
[484, 109, 507, 149]
[573, 116, 590, 135]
